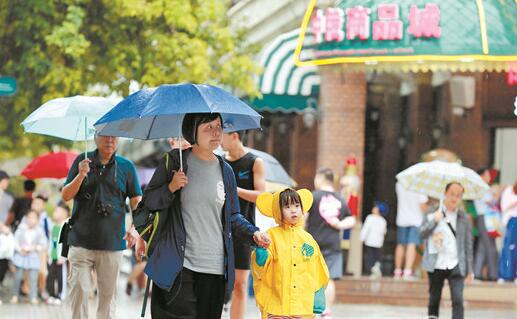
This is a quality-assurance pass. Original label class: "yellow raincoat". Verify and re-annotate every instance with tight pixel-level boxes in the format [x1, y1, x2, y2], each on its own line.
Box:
[251, 189, 330, 318]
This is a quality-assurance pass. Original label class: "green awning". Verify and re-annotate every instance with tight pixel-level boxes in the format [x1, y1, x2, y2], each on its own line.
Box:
[249, 93, 318, 113]
[251, 29, 320, 113]
[294, 0, 517, 71]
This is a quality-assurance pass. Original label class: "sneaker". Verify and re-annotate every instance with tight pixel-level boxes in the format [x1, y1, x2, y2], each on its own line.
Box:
[322, 309, 332, 319]
[370, 262, 382, 280]
[497, 278, 506, 284]
[53, 298, 62, 306]
[30, 298, 39, 305]
[46, 297, 56, 305]
[9, 296, 18, 304]
[393, 268, 402, 279]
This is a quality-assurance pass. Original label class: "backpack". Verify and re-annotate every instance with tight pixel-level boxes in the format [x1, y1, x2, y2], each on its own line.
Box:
[132, 152, 175, 317]
[132, 152, 172, 257]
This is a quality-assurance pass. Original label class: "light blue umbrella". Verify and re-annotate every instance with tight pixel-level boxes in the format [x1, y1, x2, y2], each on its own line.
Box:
[94, 83, 262, 170]
[21, 95, 115, 156]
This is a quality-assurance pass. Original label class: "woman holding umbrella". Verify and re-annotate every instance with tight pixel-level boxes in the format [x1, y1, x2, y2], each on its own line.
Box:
[138, 113, 270, 318]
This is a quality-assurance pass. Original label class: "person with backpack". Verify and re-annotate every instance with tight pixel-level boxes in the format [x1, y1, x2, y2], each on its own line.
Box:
[137, 113, 270, 319]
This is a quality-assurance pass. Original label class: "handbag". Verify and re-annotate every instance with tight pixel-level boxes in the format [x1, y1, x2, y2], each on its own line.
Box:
[58, 219, 72, 258]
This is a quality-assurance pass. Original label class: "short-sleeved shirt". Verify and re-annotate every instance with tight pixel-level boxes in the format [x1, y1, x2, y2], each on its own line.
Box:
[306, 190, 350, 253]
[181, 153, 225, 275]
[395, 182, 428, 227]
[0, 191, 14, 224]
[64, 150, 142, 251]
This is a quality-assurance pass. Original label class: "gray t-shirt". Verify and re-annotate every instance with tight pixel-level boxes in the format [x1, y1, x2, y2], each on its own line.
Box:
[0, 191, 14, 224]
[181, 153, 225, 275]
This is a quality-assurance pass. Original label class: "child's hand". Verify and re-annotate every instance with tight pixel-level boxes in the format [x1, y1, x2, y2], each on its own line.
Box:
[253, 231, 271, 248]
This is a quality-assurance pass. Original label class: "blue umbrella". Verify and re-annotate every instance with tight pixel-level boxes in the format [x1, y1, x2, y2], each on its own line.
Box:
[94, 83, 262, 170]
[94, 83, 262, 139]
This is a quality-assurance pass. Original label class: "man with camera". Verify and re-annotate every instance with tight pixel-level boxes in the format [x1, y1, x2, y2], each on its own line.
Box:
[62, 135, 142, 319]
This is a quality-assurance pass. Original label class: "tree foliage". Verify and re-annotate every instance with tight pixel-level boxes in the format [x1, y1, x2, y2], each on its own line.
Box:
[0, 0, 260, 160]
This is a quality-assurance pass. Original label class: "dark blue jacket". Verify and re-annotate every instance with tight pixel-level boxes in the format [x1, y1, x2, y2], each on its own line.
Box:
[143, 149, 259, 301]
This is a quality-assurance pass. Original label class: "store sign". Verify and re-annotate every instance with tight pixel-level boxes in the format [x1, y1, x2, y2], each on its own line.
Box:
[312, 3, 441, 44]
[294, 0, 517, 67]
[0, 76, 17, 96]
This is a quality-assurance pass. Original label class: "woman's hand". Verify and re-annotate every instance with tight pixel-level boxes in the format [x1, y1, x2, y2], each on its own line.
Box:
[253, 231, 271, 248]
[168, 170, 188, 193]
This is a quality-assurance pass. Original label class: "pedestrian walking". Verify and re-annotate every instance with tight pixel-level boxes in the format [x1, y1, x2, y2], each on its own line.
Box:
[420, 182, 474, 319]
[360, 201, 388, 278]
[62, 134, 142, 319]
[252, 188, 329, 318]
[10, 209, 47, 305]
[139, 113, 270, 319]
[306, 168, 355, 318]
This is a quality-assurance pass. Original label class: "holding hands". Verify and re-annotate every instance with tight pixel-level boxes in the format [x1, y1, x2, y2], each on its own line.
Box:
[253, 231, 271, 248]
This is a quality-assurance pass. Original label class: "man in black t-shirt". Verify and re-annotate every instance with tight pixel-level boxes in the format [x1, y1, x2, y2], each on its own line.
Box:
[306, 168, 356, 317]
[221, 131, 265, 319]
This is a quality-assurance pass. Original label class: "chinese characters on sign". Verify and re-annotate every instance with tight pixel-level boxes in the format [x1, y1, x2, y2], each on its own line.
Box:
[312, 3, 441, 43]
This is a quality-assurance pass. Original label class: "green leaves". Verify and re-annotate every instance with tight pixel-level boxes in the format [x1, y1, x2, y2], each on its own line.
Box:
[0, 0, 260, 160]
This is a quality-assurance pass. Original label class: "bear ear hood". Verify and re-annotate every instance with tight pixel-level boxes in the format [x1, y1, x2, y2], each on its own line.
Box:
[256, 188, 314, 225]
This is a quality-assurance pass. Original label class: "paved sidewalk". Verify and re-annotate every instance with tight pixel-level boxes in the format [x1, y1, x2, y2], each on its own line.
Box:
[1, 273, 515, 318]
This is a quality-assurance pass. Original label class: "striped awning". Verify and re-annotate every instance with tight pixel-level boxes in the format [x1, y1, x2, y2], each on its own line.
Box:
[251, 29, 320, 113]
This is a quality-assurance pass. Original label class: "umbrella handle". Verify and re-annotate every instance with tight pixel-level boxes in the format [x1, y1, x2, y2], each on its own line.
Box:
[85, 116, 88, 160]
[179, 126, 183, 172]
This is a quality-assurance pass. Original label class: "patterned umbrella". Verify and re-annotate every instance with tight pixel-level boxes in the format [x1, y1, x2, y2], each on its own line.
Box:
[396, 160, 489, 200]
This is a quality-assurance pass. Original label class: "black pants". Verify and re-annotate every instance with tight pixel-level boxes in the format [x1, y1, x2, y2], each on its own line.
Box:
[0, 259, 9, 284]
[427, 267, 464, 319]
[46, 260, 63, 298]
[364, 246, 382, 273]
[151, 267, 225, 319]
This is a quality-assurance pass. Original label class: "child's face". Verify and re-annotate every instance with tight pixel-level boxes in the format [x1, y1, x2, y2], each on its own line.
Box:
[31, 198, 44, 214]
[281, 201, 303, 226]
[371, 206, 380, 215]
[26, 212, 38, 228]
[53, 207, 67, 223]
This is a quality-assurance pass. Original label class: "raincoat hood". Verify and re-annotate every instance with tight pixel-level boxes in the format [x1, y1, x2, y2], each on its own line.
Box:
[256, 188, 313, 226]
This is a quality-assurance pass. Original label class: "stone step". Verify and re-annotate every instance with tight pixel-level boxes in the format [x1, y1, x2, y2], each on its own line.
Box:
[335, 277, 517, 310]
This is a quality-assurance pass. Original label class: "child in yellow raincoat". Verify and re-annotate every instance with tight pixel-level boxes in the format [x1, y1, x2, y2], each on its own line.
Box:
[251, 188, 330, 319]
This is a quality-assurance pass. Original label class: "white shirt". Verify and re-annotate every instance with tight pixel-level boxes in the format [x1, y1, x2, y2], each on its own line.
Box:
[396, 182, 428, 227]
[360, 214, 387, 248]
[434, 209, 459, 270]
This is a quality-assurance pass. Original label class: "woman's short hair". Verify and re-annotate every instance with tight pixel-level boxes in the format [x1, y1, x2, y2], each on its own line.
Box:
[181, 113, 222, 145]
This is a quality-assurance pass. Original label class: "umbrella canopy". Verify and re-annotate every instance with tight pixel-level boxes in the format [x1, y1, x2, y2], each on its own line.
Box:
[214, 147, 296, 188]
[396, 160, 489, 200]
[21, 151, 78, 179]
[21, 95, 115, 141]
[94, 83, 262, 140]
